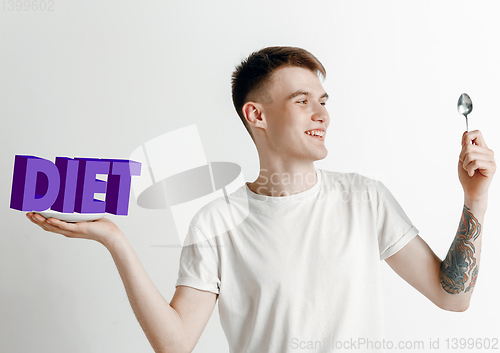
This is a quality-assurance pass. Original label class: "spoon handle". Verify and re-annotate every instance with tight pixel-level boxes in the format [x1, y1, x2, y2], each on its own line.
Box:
[466, 116, 469, 132]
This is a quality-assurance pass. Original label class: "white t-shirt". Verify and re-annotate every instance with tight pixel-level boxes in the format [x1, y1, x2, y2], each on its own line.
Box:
[175, 169, 419, 353]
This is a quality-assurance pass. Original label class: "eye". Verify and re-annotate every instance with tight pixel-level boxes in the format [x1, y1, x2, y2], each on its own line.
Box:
[320, 102, 327, 106]
[298, 100, 307, 104]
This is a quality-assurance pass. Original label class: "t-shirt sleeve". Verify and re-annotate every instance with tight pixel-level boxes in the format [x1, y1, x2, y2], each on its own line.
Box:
[375, 180, 419, 260]
[175, 222, 221, 295]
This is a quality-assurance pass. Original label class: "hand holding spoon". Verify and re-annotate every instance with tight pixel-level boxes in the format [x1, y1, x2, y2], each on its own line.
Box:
[457, 93, 473, 132]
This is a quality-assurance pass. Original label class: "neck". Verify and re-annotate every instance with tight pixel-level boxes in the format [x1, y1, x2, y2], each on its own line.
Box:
[247, 160, 318, 197]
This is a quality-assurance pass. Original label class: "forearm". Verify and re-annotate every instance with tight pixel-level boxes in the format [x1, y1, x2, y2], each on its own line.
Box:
[104, 233, 187, 353]
[439, 195, 487, 311]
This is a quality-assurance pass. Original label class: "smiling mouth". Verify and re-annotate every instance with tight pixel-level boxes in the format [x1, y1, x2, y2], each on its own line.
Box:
[305, 130, 325, 139]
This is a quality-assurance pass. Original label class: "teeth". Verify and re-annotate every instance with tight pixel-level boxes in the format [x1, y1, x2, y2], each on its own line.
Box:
[306, 130, 324, 137]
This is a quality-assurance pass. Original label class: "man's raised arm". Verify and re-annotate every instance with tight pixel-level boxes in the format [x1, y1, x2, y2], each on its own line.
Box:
[26, 213, 217, 353]
[385, 130, 495, 311]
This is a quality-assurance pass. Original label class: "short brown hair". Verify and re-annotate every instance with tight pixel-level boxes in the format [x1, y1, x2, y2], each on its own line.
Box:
[231, 46, 326, 140]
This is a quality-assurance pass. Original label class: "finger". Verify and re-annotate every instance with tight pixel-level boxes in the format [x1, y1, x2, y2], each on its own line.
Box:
[45, 217, 79, 233]
[31, 214, 74, 237]
[464, 159, 496, 177]
[459, 144, 494, 162]
[29, 215, 40, 225]
[30, 213, 54, 231]
[461, 151, 495, 175]
[32, 213, 47, 223]
[461, 151, 496, 169]
[463, 130, 488, 148]
[26, 212, 37, 224]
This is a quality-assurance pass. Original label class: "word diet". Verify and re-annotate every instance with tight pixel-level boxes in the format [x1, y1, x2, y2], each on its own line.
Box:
[10, 155, 141, 215]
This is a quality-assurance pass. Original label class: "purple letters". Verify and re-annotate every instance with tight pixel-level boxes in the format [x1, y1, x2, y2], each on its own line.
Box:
[104, 159, 142, 215]
[75, 158, 110, 214]
[52, 157, 79, 213]
[10, 155, 141, 215]
[10, 156, 61, 212]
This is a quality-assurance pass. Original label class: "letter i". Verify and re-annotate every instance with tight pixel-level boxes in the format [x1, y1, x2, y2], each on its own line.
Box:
[51, 157, 79, 213]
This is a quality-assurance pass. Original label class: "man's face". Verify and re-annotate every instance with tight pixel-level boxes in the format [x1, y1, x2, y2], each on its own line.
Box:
[260, 66, 330, 163]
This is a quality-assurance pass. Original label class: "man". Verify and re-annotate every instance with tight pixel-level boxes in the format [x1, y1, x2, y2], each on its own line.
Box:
[27, 46, 496, 353]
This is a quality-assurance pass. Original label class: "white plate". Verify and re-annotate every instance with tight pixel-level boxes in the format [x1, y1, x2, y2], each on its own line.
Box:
[34, 210, 106, 223]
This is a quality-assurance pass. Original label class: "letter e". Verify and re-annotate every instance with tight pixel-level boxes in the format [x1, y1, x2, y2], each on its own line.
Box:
[74, 158, 110, 213]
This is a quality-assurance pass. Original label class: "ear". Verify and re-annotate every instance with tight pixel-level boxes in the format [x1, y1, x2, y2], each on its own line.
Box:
[243, 102, 266, 130]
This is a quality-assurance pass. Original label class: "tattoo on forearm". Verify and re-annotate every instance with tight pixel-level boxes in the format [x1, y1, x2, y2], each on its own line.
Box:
[440, 205, 482, 294]
[465, 266, 479, 293]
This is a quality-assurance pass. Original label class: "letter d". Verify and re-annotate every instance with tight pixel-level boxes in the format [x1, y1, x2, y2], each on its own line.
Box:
[10, 155, 60, 211]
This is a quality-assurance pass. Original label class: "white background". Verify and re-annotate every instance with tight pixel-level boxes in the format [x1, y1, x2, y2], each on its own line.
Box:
[1, 1, 499, 352]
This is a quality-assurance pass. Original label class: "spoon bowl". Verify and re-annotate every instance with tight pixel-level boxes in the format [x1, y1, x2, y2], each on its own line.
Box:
[457, 93, 473, 131]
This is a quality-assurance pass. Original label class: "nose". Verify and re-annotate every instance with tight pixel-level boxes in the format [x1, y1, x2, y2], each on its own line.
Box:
[312, 102, 330, 127]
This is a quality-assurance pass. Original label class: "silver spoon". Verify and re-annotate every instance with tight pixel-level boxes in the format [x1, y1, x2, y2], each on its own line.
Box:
[457, 93, 473, 132]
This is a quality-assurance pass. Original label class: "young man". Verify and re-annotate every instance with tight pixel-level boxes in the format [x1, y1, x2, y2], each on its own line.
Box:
[27, 46, 496, 353]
